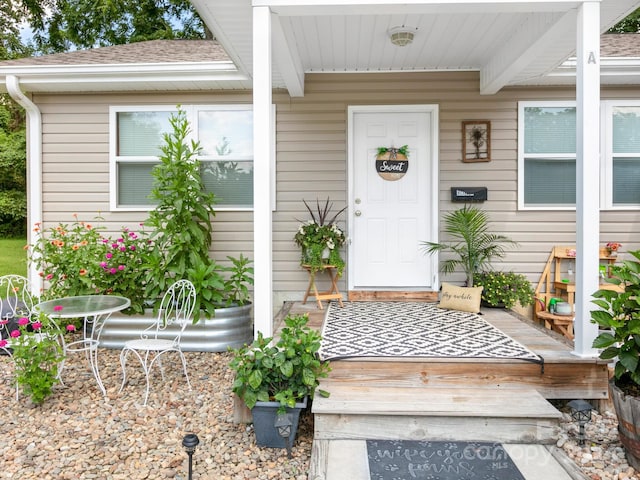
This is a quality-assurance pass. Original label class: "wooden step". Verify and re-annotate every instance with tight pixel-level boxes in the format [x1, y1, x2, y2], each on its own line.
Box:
[322, 359, 609, 399]
[312, 384, 561, 444]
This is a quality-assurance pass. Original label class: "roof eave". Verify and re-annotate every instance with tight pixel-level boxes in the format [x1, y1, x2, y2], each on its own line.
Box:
[0, 61, 251, 93]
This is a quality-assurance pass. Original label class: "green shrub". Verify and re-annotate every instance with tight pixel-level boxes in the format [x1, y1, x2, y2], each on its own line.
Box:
[473, 271, 535, 308]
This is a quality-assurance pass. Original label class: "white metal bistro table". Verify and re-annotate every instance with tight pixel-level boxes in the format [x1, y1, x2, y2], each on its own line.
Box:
[36, 295, 130, 396]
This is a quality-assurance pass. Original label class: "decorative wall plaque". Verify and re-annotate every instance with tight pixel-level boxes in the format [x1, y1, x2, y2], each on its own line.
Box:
[462, 120, 491, 162]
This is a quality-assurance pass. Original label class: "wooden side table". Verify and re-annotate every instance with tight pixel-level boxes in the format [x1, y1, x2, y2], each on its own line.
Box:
[302, 265, 344, 310]
[536, 310, 574, 340]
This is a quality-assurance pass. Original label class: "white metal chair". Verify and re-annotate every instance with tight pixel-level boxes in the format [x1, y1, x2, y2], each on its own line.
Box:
[119, 279, 196, 405]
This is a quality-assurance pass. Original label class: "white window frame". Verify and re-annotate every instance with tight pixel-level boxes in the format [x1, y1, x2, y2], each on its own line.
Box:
[519, 100, 640, 211]
[601, 100, 640, 210]
[518, 101, 577, 211]
[109, 104, 275, 212]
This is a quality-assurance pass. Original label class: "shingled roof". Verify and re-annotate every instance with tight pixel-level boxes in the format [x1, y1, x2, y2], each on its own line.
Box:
[601, 34, 640, 57]
[0, 39, 229, 66]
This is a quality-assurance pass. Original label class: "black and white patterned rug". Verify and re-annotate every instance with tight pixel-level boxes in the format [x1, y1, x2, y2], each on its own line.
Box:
[318, 302, 543, 366]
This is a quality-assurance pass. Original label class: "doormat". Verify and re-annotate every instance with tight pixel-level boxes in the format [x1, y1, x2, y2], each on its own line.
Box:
[366, 440, 526, 480]
[319, 302, 543, 368]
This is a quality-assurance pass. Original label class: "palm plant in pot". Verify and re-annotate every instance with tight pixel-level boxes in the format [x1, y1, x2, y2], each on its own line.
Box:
[591, 250, 640, 469]
[229, 313, 331, 449]
[421, 204, 516, 287]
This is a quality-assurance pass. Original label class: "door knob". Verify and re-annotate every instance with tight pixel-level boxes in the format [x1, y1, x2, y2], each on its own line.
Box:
[355, 210, 362, 217]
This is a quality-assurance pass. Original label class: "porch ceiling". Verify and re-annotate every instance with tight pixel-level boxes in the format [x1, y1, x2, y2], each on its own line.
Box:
[193, 0, 640, 95]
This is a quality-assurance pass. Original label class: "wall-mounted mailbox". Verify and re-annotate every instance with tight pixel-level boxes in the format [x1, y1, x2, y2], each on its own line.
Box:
[451, 187, 488, 202]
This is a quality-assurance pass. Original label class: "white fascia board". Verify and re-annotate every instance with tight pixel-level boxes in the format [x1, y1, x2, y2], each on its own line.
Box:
[0, 61, 238, 76]
[258, 1, 581, 16]
[545, 57, 640, 78]
[0, 62, 249, 90]
[480, 9, 576, 94]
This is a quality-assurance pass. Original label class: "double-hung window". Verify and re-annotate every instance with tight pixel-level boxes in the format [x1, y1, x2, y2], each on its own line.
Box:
[110, 105, 254, 211]
[519, 100, 640, 210]
[602, 101, 640, 209]
[518, 102, 576, 209]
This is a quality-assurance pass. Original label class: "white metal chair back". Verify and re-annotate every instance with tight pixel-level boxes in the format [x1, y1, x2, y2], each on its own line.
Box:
[119, 279, 196, 405]
[0, 275, 35, 337]
[149, 278, 196, 343]
[0, 275, 65, 400]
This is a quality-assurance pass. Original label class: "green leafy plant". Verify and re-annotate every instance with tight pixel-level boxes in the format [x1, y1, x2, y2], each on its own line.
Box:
[473, 271, 535, 308]
[221, 254, 254, 306]
[229, 313, 331, 413]
[421, 205, 516, 287]
[142, 108, 253, 321]
[294, 198, 346, 275]
[4, 311, 64, 404]
[144, 107, 218, 309]
[591, 250, 640, 393]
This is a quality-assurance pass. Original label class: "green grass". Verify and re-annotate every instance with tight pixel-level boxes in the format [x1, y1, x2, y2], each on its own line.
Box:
[0, 237, 28, 277]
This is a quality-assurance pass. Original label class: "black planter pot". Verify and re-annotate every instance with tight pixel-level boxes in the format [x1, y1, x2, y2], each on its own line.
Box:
[610, 379, 640, 470]
[251, 397, 308, 449]
[480, 300, 506, 309]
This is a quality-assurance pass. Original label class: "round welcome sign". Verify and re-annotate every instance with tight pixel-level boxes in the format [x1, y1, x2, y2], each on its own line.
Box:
[375, 146, 409, 181]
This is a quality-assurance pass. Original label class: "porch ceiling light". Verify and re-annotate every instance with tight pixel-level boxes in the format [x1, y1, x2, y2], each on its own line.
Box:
[388, 26, 417, 47]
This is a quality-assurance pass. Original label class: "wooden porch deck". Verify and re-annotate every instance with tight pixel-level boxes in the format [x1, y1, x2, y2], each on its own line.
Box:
[274, 301, 608, 478]
[275, 300, 610, 401]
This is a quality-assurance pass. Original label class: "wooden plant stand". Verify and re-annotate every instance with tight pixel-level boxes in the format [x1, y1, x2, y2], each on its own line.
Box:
[536, 311, 574, 340]
[302, 265, 344, 310]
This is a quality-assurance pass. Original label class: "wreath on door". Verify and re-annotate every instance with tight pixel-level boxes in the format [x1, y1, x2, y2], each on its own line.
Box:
[375, 145, 409, 181]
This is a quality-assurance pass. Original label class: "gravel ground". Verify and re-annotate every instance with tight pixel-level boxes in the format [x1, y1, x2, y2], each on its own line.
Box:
[0, 348, 638, 480]
[557, 403, 640, 480]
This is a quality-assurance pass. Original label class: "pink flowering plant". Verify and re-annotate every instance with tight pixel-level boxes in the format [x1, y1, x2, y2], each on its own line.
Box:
[28, 217, 152, 314]
[94, 226, 154, 314]
[9, 311, 64, 404]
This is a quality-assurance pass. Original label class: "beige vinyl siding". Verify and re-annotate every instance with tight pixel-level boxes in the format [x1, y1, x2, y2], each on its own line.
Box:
[33, 73, 640, 302]
[276, 72, 640, 293]
[33, 92, 254, 270]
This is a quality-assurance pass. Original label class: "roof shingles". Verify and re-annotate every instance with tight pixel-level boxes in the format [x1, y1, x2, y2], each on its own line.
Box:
[0, 39, 230, 67]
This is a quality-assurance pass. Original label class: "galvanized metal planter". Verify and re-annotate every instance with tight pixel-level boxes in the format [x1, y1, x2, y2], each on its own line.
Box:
[100, 303, 253, 352]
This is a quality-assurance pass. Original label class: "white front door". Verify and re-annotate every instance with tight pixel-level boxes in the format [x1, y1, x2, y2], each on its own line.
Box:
[348, 106, 438, 290]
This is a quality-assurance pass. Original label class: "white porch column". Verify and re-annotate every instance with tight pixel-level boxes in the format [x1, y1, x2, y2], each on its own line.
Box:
[252, 5, 274, 338]
[573, 0, 600, 357]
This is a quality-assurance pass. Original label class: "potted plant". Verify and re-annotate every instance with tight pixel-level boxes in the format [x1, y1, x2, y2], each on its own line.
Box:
[421, 204, 516, 287]
[229, 313, 331, 449]
[606, 242, 622, 257]
[294, 198, 347, 275]
[591, 250, 640, 469]
[473, 271, 535, 308]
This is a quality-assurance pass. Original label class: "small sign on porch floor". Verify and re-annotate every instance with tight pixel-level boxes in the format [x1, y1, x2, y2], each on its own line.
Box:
[366, 440, 525, 480]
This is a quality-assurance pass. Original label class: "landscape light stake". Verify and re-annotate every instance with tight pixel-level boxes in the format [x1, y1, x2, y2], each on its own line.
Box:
[182, 433, 200, 479]
[274, 412, 293, 458]
[568, 399, 593, 446]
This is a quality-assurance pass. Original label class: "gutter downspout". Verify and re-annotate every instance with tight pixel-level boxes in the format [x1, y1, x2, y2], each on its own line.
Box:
[6, 75, 43, 295]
